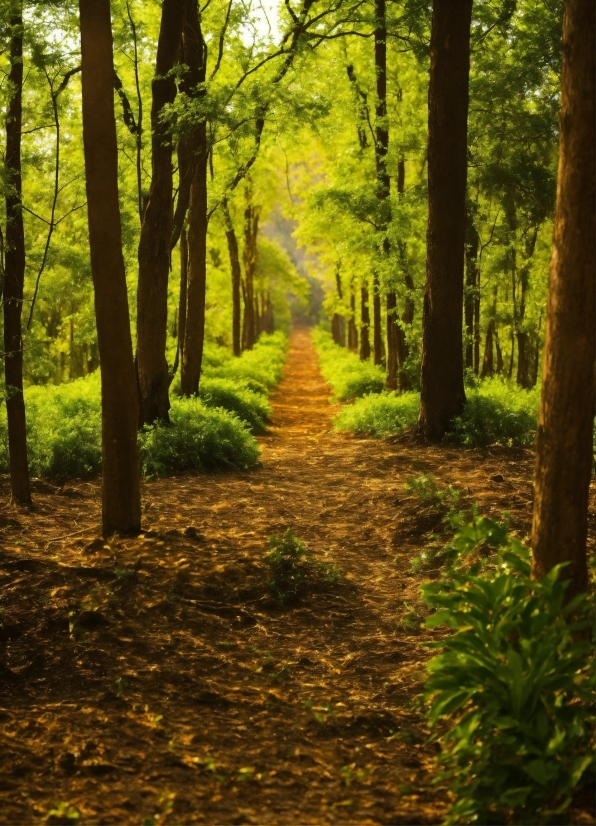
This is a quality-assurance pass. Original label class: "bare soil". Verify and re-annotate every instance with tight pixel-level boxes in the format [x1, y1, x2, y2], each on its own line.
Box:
[0, 327, 594, 825]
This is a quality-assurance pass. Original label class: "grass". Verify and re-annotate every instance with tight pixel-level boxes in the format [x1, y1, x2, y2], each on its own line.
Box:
[312, 328, 385, 402]
[0, 332, 288, 481]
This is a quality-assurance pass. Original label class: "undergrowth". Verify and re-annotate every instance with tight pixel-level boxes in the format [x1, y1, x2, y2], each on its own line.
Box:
[312, 328, 385, 401]
[422, 517, 595, 825]
[264, 530, 340, 605]
[334, 391, 419, 437]
[0, 332, 287, 481]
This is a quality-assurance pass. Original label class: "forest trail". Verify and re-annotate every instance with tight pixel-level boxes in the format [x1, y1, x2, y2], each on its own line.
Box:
[0, 328, 541, 825]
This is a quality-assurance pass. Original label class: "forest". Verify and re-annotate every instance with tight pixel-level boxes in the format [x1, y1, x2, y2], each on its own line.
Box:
[0, 0, 594, 822]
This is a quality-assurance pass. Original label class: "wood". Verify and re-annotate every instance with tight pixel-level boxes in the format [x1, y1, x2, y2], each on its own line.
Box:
[79, 0, 141, 535]
[359, 284, 371, 360]
[418, 0, 472, 440]
[136, 0, 185, 425]
[223, 201, 242, 357]
[531, 0, 595, 599]
[3, 3, 31, 507]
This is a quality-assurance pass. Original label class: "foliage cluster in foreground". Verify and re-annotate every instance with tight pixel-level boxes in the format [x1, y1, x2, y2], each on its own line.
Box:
[0, 333, 287, 481]
[423, 517, 595, 825]
[264, 530, 340, 605]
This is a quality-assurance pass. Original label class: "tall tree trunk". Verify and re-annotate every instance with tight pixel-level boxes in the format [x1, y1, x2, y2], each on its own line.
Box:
[516, 228, 538, 388]
[242, 184, 259, 351]
[136, 0, 185, 425]
[481, 319, 494, 377]
[348, 286, 358, 351]
[386, 291, 398, 390]
[373, 0, 389, 369]
[359, 284, 371, 360]
[3, 4, 31, 506]
[178, 227, 188, 366]
[495, 327, 504, 374]
[332, 266, 346, 347]
[180, 140, 208, 395]
[79, 0, 141, 535]
[223, 200, 242, 357]
[464, 206, 479, 372]
[531, 0, 595, 599]
[418, 0, 472, 440]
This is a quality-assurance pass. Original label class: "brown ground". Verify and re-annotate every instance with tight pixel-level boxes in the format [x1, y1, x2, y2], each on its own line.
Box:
[0, 327, 594, 825]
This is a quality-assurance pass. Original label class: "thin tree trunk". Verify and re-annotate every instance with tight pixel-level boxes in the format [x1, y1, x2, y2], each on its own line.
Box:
[418, 0, 472, 440]
[465, 206, 479, 372]
[359, 284, 371, 360]
[481, 319, 494, 377]
[348, 287, 358, 351]
[79, 0, 141, 535]
[178, 227, 188, 366]
[386, 291, 398, 390]
[223, 200, 242, 357]
[136, 0, 185, 425]
[242, 184, 259, 351]
[373, 0, 389, 369]
[3, 4, 31, 506]
[495, 328, 504, 374]
[531, 0, 595, 599]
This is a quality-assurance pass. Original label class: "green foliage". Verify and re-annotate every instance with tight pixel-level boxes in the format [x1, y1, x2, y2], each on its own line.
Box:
[199, 377, 271, 434]
[205, 332, 288, 393]
[405, 473, 460, 511]
[334, 391, 419, 437]
[139, 399, 260, 478]
[448, 379, 541, 447]
[313, 329, 385, 401]
[264, 530, 340, 605]
[423, 518, 595, 825]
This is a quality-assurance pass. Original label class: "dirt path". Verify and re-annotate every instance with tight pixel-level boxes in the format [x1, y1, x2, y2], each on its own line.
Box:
[0, 327, 584, 825]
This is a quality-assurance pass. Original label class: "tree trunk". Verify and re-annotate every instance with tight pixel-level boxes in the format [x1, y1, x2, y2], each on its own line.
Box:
[359, 284, 371, 360]
[386, 291, 398, 390]
[531, 0, 595, 599]
[481, 320, 494, 377]
[79, 0, 141, 535]
[348, 287, 358, 351]
[418, 0, 472, 440]
[495, 328, 504, 374]
[242, 185, 259, 351]
[223, 201, 242, 357]
[180, 139, 208, 396]
[136, 0, 185, 425]
[178, 227, 188, 366]
[372, 277, 383, 365]
[373, 0, 389, 369]
[464, 207, 479, 372]
[3, 5, 31, 507]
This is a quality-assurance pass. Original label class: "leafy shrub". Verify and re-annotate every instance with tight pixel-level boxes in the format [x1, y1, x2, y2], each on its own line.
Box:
[139, 398, 260, 477]
[199, 377, 271, 434]
[206, 332, 288, 393]
[423, 517, 595, 825]
[405, 473, 460, 511]
[313, 328, 385, 401]
[334, 391, 419, 436]
[447, 378, 540, 447]
[264, 530, 340, 605]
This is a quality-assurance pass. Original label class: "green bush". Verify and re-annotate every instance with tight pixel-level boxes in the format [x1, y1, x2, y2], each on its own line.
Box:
[264, 530, 340, 605]
[199, 377, 271, 434]
[205, 332, 288, 393]
[447, 378, 540, 447]
[139, 398, 260, 477]
[333, 390, 419, 437]
[423, 517, 595, 825]
[312, 328, 385, 401]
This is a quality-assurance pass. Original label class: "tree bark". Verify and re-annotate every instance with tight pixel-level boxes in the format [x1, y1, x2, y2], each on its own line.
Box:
[481, 320, 494, 378]
[79, 0, 141, 535]
[464, 207, 479, 372]
[373, 0, 389, 369]
[178, 227, 188, 366]
[531, 0, 595, 599]
[3, 5, 31, 507]
[223, 200, 242, 357]
[242, 184, 259, 351]
[136, 0, 185, 425]
[386, 291, 398, 390]
[418, 0, 472, 440]
[359, 284, 371, 360]
[348, 286, 358, 351]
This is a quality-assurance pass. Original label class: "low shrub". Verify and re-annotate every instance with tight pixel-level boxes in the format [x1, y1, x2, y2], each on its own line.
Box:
[264, 530, 340, 605]
[199, 377, 271, 434]
[312, 328, 385, 401]
[447, 378, 540, 447]
[333, 390, 419, 437]
[205, 331, 288, 393]
[423, 517, 595, 825]
[139, 398, 260, 477]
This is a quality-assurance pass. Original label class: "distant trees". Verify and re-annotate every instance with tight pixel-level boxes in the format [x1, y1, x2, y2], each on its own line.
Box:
[531, 0, 595, 598]
[78, 0, 141, 535]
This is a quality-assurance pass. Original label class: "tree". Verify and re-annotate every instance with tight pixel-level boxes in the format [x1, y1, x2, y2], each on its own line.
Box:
[531, 0, 595, 599]
[79, 0, 141, 535]
[3, 1, 31, 506]
[136, 0, 185, 425]
[417, 0, 472, 441]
